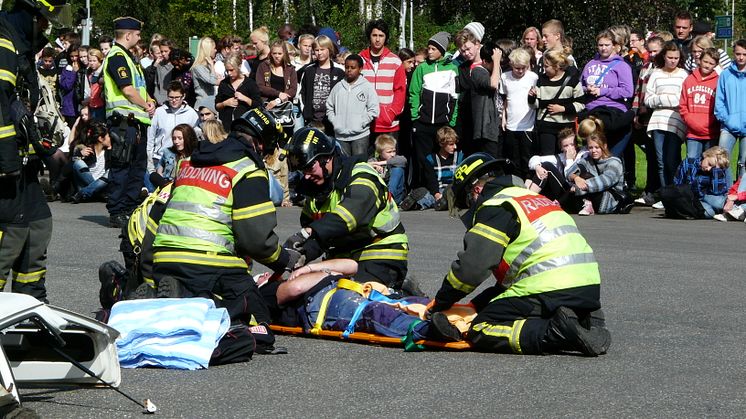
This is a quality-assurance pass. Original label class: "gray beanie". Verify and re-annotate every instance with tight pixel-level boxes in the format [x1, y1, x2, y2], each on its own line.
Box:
[464, 22, 485, 42]
[428, 31, 451, 55]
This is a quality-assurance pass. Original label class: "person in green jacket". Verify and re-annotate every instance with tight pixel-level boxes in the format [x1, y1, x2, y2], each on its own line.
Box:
[409, 31, 459, 191]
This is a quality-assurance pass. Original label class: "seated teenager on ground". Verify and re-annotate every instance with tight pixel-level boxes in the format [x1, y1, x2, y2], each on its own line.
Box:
[565, 119, 626, 215]
[524, 127, 588, 212]
[400, 126, 464, 211]
[368, 134, 407, 205]
[257, 259, 465, 345]
[672, 145, 730, 219]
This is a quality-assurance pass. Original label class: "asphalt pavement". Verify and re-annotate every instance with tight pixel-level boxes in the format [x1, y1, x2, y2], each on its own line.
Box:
[15, 201, 746, 418]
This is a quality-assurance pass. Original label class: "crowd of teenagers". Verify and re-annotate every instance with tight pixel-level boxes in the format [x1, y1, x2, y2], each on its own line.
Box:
[41, 11, 746, 222]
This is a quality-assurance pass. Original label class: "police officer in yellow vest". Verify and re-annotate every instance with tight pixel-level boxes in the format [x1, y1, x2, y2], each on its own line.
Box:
[102, 17, 156, 229]
[0, 0, 72, 304]
[152, 109, 300, 332]
[425, 153, 611, 356]
[283, 127, 410, 291]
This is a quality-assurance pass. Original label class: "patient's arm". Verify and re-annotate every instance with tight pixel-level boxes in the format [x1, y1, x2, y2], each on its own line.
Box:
[278, 259, 358, 304]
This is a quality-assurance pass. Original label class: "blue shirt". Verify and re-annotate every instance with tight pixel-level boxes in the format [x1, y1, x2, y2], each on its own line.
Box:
[674, 157, 730, 199]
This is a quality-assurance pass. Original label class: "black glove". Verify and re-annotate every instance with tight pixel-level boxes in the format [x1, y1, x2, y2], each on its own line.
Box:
[284, 248, 305, 272]
[301, 237, 324, 263]
[283, 229, 310, 251]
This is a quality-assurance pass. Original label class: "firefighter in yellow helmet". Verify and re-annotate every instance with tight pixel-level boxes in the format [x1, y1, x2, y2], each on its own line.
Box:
[283, 127, 411, 292]
[151, 109, 301, 352]
[425, 153, 611, 356]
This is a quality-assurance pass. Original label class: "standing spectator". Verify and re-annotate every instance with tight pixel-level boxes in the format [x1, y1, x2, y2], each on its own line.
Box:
[38, 47, 58, 92]
[84, 48, 106, 121]
[409, 31, 459, 190]
[501, 48, 538, 179]
[645, 41, 688, 190]
[532, 49, 585, 155]
[249, 27, 271, 79]
[298, 35, 344, 131]
[629, 29, 650, 64]
[79, 46, 89, 67]
[215, 53, 261, 131]
[151, 39, 175, 105]
[397, 48, 416, 168]
[293, 34, 314, 70]
[99, 35, 113, 56]
[359, 19, 407, 144]
[214, 35, 243, 77]
[715, 39, 746, 179]
[256, 40, 298, 124]
[190, 37, 223, 109]
[672, 11, 694, 58]
[168, 49, 196, 106]
[684, 35, 731, 73]
[146, 81, 199, 190]
[453, 22, 484, 156]
[326, 54, 379, 157]
[632, 36, 664, 206]
[278, 23, 297, 44]
[680, 48, 720, 158]
[580, 29, 634, 153]
[470, 42, 503, 158]
[540, 19, 575, 72]
[140, 42, 160, 69]
[59, 45, 82, 127]
[522, 26, 543, 62]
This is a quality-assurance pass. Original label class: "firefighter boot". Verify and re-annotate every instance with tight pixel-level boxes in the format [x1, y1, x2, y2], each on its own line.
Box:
[542, 306, 611, 356]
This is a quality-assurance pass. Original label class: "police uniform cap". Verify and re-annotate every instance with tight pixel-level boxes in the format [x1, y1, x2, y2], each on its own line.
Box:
[114, 17, 143, 31]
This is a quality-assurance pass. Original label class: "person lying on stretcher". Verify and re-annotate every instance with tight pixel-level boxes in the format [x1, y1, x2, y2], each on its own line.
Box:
[255, 259, 475, 345]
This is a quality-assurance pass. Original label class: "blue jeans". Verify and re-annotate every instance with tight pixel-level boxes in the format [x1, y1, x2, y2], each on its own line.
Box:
[686, 138, 715, 159]
[72, 159, 108, 199]
[651, 130, 682, 186]
[701, 194, 726, 218]
[292, 103, 304, 134]
[719, 130, 746, 179]
[610, 131, 631, 158]
[388, 166, 405, 204]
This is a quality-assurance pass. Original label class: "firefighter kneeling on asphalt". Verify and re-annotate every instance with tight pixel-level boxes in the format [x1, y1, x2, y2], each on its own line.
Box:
[151, 109, 301, 353]
[423, 153, 611, 356]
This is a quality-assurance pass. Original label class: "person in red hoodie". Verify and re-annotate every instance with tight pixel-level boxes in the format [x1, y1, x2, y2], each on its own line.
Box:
[359, 19, 407, 142]
[680, 48, 720, 158]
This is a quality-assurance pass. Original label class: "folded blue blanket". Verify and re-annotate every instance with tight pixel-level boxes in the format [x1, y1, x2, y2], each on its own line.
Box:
[108, 298, 230, 370]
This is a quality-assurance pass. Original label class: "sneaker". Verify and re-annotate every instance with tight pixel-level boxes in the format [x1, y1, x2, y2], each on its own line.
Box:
[727, 206, 746, 221]
[553, 306, 611, 356]
[399, 187, 428, 211]
[713, 214, 728, 222]
[634, 192, 656, 206]
[652, 201, 665, 210]
[578, 199, 595, 216]
[156, 275, 184, 298]
[428, 312, 463, 342]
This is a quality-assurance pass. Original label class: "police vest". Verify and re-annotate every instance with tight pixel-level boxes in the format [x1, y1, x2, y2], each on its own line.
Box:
[153, 156, 262, 268]
[305, 162, 407, 260]
[102, 44, 150, 125]
[480, 187, 601, 301]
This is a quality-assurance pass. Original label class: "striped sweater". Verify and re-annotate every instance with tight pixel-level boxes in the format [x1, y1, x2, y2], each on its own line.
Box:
[645, 67, 689, 139]
[532, 67, 585, 124]
[360, 47, 407, 132]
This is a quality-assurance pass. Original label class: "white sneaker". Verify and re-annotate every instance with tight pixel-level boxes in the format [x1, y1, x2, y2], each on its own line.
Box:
[578, 199, 595, 216]
[713, 214, 728, 222]
[652, 201, 665, 209]
[727, 206, 746, 221]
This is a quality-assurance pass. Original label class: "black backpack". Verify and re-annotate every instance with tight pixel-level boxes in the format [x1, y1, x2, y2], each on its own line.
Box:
[660, 184, 706, 219]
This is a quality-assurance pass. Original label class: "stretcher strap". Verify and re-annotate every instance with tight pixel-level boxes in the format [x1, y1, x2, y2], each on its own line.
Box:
[310, 288, 338, 335]
[336, 278, 364, 295]
[368, 289, 412, 306]
[342, 300, 371, 338]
